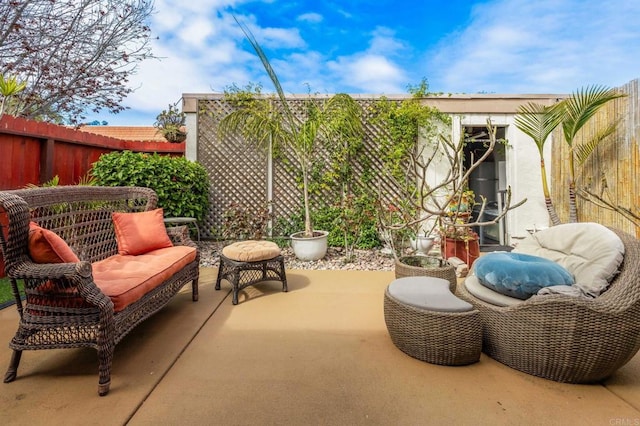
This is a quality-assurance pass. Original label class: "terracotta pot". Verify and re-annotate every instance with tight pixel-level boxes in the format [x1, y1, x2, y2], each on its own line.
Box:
[441, 237, 480, 268]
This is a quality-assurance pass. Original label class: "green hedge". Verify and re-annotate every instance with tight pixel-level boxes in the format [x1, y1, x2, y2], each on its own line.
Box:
[91, 151, 210, 221]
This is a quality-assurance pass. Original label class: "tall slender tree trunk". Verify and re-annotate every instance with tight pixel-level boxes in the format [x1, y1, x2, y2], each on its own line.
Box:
[568, 181, 578, 223]
[568, 153, 578, 223]
[540, 159, 561, 225]
[302, 166, 313, 237]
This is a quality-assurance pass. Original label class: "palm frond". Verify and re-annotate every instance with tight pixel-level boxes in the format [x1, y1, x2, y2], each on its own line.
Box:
[218, 103, 294, 153]
[573, 118, 620, 165]
[562, 85, 626, 146]
[233, 16, 298, 136]
[323, 93, 364, 140]
[514, 101, 565, 153]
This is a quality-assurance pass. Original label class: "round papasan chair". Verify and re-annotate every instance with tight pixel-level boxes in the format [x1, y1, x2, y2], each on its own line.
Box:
[458, 224, 640, 383]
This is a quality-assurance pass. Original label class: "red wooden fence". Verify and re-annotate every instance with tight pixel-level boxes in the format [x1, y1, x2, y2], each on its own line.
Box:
[0, 115, 185, 189]
[0, 114, 186, 277]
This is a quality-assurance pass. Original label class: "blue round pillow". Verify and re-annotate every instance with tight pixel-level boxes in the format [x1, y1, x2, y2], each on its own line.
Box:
[474, 252, 575, 300]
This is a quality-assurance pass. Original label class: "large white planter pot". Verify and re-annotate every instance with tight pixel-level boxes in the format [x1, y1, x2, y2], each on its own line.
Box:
[290, 230, 329, 261]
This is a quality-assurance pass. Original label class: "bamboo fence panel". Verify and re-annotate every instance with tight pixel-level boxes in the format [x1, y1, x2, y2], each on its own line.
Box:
[551, 79, 640, 237]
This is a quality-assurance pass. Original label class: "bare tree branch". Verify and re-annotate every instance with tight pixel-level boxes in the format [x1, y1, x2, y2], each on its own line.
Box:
[0, 0, 156, 124]
[578, 174, 640, 228]
[378, 119, 526, 258]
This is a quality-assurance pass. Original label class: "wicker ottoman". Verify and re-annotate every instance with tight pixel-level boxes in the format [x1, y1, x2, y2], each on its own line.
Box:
[384, 277, 482, 366]
[215, 240, 287, 305]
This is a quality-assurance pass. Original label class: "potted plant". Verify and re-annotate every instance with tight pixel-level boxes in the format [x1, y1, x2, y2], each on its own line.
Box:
[440, 228, 480, 268]
[372, 80, 451, 267]
[217, 19, 363, 261]
[154, 101, 187, 143]
[410, 232, 436, 255]
[438, 215, 479, 269]
[437, 189, 480, 267]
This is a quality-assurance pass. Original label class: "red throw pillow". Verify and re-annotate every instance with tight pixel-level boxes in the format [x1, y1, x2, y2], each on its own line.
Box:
[28, 222, 80, 263]
[112, 208, 173, 255]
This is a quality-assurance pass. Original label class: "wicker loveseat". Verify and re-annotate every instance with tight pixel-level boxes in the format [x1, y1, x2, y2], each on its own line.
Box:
[0, 186, 200, 396]
[458, 227, 640, 383]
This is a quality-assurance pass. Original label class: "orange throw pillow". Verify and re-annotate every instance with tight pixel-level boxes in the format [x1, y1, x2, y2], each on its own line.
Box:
[112, 208, 173, 255]
[28, 222, 80, 263]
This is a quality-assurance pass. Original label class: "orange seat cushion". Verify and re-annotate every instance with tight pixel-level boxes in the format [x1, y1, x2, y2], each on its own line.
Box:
[112, 208, 173, 255]
[28, 222, 80, 264]
[92, 246, 197, 312]
[222, 240, 281, 262]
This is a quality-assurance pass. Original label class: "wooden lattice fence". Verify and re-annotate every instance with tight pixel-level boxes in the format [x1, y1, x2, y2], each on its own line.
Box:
[196, 95, 405, 239]
[551, 79, 640, 236]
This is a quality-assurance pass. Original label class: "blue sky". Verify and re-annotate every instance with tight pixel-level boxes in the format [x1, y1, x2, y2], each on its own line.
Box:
[94, 0, 640, 126]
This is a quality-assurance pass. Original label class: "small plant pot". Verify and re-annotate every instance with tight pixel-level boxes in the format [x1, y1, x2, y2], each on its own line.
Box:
[394, 255, 457, 292]
[290, 230, 329, 261]
[410, 236, 435, 255]
[164, 131, 187, 143]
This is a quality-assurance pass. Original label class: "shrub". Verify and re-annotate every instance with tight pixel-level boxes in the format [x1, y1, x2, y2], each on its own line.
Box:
[90, 151, 209, 220]
[221, 201, 272, 240]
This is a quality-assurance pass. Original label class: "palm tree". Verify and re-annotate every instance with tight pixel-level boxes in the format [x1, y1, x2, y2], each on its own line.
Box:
[516, 85, 624, 225]
[219, 18, 363, 238]
[560, 85, 625, 222]
[514, 101, 565, 225]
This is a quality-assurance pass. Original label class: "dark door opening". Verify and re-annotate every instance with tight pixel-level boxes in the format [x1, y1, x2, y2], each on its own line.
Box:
[463, 126, 507, 248]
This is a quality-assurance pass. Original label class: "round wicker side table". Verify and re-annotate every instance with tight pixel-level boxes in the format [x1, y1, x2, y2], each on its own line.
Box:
[395, 256, 457, 293]
[384, 277, 482, 366]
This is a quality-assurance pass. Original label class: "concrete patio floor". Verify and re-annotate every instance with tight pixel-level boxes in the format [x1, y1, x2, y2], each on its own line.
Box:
[1, 267, 639, 425]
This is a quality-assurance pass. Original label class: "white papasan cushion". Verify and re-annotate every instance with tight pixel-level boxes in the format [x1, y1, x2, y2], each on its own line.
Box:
[513, 222, 624, 297]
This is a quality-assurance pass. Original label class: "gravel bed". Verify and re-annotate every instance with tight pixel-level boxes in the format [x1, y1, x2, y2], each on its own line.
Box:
[197, 241, 396, 271]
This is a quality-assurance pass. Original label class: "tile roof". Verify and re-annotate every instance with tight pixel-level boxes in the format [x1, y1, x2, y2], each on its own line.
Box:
[78, 126, 168, 142]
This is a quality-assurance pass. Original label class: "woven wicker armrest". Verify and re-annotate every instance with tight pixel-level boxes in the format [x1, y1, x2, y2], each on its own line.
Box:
[464, 289, 600, 313]
[14, 259, 114, 312]
[14, 258, 83, 280]
[166, 225, 197, 248]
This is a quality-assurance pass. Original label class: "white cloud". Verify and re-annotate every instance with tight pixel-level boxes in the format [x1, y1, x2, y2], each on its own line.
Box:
[119, 26, 252, 120]
[328, 54, 406, 94]
[368, 27, 406, 55]
[427, 0, 640, 94]
[108, 1, 414, 123]
[257, 27, 306, 49]
[297, 12, 323, 23]
[323, 26, 408, 93]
